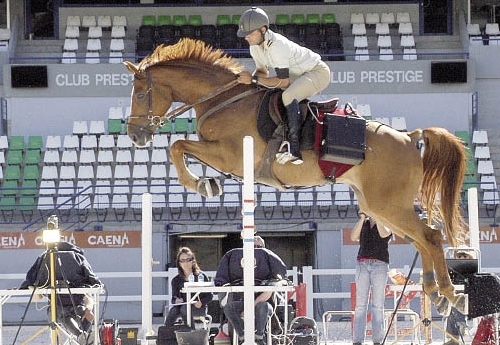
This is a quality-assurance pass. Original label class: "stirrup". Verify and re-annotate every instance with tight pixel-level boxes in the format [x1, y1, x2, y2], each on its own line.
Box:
[278, 141, 290, 153]
[275, 141, 303, 165]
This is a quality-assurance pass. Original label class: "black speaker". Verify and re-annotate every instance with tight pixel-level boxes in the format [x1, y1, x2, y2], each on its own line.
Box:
[431, 61, 467, 83]
[466, 273, 500, 318]
[11, 65, 48, 88]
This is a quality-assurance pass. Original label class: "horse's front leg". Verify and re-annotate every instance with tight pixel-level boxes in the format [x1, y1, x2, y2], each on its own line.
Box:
[169, 139, 224, 198]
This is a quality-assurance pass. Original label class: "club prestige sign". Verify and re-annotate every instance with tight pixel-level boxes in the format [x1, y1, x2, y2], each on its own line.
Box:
[331, 69, 424, 84]
[55, 72, 134, 87]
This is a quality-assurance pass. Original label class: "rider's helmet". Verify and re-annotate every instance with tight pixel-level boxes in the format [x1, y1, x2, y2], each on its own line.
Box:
[237, 7, 269, 37]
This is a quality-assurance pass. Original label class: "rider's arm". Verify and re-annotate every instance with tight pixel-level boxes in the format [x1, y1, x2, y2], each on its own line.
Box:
[237, 67, 290, 89]
[254, 67, 290, 89]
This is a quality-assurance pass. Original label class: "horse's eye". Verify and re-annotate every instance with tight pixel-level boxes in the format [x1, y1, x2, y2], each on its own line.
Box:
[137, 93, 145, 100]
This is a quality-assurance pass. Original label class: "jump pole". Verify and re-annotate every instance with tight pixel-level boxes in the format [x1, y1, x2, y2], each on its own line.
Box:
[242, 136, 256, 345]
[142, 192, 153, 340]
[468, 188, 481, 268]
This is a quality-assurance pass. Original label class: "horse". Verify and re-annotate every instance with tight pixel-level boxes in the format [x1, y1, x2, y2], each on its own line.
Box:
[124, 38, 468, 316]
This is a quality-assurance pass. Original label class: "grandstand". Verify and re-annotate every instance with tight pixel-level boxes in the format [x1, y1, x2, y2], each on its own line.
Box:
[1, 0, 500, 329]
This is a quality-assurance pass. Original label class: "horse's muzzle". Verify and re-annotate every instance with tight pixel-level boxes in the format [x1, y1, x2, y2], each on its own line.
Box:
[128, 130, 153, 148]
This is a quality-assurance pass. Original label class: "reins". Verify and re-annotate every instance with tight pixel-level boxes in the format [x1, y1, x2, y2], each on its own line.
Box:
[164, 78, 240, 122]
[196, 87, 263, 133]
[128, 70, 240, 130]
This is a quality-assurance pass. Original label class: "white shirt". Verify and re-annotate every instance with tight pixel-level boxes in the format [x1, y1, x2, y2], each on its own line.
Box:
[249, 29, 322, 83]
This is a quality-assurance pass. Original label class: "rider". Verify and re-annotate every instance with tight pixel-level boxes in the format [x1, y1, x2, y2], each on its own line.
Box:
[236, 7, 331, 165]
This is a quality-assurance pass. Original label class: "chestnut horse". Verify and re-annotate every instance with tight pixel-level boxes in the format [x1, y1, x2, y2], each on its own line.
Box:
[124, 38, 468, 315]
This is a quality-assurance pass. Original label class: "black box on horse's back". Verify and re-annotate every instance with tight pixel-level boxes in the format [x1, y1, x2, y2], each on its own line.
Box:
[321, 113, 366, 165]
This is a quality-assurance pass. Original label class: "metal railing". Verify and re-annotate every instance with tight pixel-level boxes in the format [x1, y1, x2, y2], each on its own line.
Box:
[2, 265, 500, 324]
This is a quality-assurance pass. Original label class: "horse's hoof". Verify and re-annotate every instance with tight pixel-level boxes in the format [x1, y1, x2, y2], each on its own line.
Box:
[452, 293, 468, 315]
[434, 295, 451, 316]
[208, 178, 222, 197]
[196, 178, 222, 198]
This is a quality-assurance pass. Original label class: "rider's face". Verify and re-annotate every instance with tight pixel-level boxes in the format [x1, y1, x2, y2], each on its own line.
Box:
[244, 28, 264, 46]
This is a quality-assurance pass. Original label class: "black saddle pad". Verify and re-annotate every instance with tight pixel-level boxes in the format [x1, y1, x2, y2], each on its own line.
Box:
[257, 89, 284, 142]
[256, 90, 315, 151]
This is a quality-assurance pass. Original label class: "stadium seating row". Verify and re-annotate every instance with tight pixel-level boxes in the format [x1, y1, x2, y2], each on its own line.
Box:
[62, 37, 126, 64]
[350, 12, 411, 26]
[0, 177, 357, 223]
[135, 13, 343, 60]
[66, 15, 128, 30]
[60, 12, 430, 63]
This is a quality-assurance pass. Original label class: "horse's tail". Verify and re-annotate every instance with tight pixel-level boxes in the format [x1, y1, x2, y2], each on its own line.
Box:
[420, 127, 467, 247]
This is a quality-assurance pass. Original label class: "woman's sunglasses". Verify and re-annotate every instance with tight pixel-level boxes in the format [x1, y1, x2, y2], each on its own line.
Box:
[178, 258, 194, 263]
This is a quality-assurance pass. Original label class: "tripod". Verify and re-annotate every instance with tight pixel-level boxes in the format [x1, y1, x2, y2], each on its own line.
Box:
[15, 220, 94, 345]
[20, 246, 83, 345]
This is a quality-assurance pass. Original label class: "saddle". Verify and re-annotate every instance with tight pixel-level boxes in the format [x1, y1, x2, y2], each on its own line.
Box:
[261, 91, 339, 137]
[255, 90, 342, 189]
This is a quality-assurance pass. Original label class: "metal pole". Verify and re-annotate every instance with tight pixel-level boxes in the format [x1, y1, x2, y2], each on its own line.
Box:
[142, 193, 153, 340]
[242, 136, 255, 345]
[49, 248, 57, 345]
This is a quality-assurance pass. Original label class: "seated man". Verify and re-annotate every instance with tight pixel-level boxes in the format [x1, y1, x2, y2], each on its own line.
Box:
[20, 241, 102, 345]
[214, 236, 287, 345]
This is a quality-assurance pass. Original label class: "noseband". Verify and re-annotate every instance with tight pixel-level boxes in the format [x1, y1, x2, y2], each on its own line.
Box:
[127, 70, 171, 134]
[127, 70, 240, 133]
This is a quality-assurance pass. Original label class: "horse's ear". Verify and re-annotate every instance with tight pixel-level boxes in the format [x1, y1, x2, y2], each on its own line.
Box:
[123, 61, 139, 74]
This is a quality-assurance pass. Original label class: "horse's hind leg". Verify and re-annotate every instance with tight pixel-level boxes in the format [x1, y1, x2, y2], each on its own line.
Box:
[412, 241, 453, 316]
[383, 213, 464, 315]
[169, 139, 232, 197]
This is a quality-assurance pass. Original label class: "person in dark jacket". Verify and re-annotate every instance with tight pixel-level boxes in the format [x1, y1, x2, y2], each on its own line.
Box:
[20, 241, 102, 345]
[214, 236, 287, 345]
[164, 247, 212, 327]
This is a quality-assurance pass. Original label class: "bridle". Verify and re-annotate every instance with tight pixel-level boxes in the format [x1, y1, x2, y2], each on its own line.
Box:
[127, 69, 241, 133]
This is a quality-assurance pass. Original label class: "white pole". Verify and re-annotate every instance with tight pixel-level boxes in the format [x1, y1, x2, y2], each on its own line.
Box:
[468, 188, 479, 249]
[467, 0, 471, 25]
[242, 136, 255, 345]
[468, 188, 481, 269]
[142, 193, 153, 340]
[6, 0, 9, 29]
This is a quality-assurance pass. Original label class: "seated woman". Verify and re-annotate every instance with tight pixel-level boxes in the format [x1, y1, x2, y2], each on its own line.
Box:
[164, 247, 212, 327]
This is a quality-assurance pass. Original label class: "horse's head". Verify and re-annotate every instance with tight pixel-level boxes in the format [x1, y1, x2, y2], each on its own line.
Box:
[124, 61, 173, 147]
[124, 39, 245, 147]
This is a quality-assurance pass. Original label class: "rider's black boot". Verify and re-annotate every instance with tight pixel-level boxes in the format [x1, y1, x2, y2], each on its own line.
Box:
[285, 99, 303, 164]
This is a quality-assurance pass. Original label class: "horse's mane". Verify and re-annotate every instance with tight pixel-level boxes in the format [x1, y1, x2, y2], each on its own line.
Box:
[137, 38, 245, 75]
